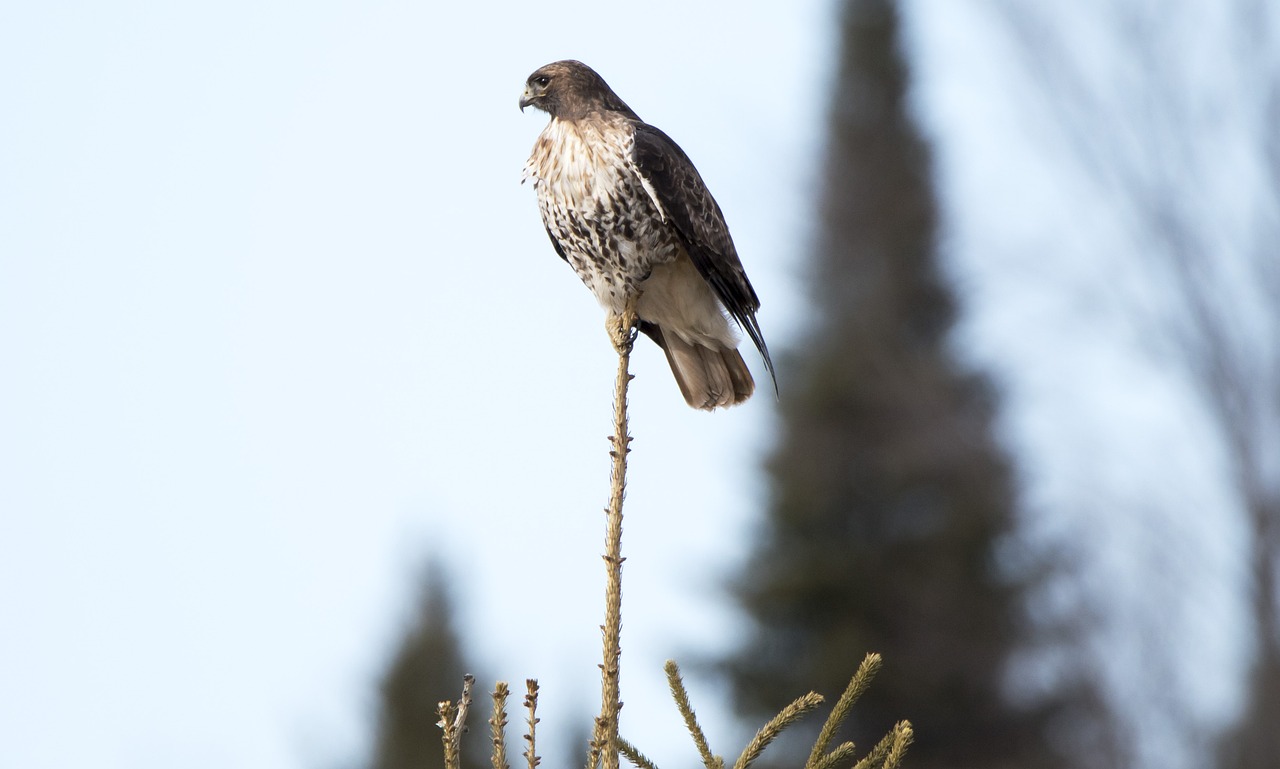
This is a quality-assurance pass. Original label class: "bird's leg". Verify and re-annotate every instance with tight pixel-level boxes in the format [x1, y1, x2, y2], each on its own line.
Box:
[606, 299, 638, 356]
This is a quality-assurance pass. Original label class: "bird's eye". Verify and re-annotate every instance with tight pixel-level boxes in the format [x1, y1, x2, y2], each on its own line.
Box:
[535, 75, 550, 87]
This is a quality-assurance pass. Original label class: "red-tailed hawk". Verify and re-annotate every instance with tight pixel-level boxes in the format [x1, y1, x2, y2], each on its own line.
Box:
[520, 60, 774, 410]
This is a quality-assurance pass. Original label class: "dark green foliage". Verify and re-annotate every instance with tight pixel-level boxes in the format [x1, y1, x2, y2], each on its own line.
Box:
[370, 561, 488, 769]
[723, 2, 1084, 767]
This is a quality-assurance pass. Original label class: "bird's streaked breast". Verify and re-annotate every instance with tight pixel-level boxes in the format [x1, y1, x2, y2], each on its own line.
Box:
[524, 117, 682, 312]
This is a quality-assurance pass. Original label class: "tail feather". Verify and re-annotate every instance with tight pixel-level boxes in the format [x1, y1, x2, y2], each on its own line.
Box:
[642, 322, 755, 410]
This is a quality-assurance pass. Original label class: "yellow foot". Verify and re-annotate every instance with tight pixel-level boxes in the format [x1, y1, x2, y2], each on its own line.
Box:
[606, 307, 638, 355]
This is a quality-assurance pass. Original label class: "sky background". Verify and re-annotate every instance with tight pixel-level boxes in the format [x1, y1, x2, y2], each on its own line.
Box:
[0, 2, 1252, 769]
[0, 3, 829, 767]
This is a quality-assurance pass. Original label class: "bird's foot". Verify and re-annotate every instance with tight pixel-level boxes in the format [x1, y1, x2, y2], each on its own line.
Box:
[607, 307, 638, 355]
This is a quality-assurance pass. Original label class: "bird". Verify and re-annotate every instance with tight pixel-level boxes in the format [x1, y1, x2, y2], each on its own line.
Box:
[520, 60, 774, 410]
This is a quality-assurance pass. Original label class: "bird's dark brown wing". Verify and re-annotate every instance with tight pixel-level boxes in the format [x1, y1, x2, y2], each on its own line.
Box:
[543, 224, 569, 263]
[630, 122, 775, 384]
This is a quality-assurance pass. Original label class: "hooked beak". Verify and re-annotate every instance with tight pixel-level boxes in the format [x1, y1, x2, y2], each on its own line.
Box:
[519, 83, 536, 112]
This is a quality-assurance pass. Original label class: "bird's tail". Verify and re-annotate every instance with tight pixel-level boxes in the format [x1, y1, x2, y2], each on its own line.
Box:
[642, 323, 754, 410]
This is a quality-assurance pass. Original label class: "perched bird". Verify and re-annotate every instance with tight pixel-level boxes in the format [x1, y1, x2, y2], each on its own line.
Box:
[520, 60, 774, 410]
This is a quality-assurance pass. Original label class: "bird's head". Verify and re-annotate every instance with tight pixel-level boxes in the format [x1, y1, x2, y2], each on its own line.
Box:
[519, 60, 636, 121]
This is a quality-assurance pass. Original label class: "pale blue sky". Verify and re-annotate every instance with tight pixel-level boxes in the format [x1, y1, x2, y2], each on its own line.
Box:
[0, 2, 830, 767]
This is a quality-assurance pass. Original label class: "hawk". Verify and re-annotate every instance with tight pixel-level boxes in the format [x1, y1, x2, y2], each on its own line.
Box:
[520, 60, 774, 410]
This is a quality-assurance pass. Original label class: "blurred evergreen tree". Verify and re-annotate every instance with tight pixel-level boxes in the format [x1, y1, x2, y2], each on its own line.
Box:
[370, 560, 488, 769]
[722, 2, 1103, 767]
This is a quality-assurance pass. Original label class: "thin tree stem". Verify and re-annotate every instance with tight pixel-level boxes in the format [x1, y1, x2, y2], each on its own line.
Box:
[490, 682, 511, 769]
[599, 308, 637, 769]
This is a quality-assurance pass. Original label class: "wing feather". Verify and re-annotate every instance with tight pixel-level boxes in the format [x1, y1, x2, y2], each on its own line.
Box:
[630, 122, 775, 385]
[543, 224, 570, 263]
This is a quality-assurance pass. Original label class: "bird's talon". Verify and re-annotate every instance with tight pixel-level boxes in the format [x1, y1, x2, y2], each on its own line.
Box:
[606, 309, 638, 354]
